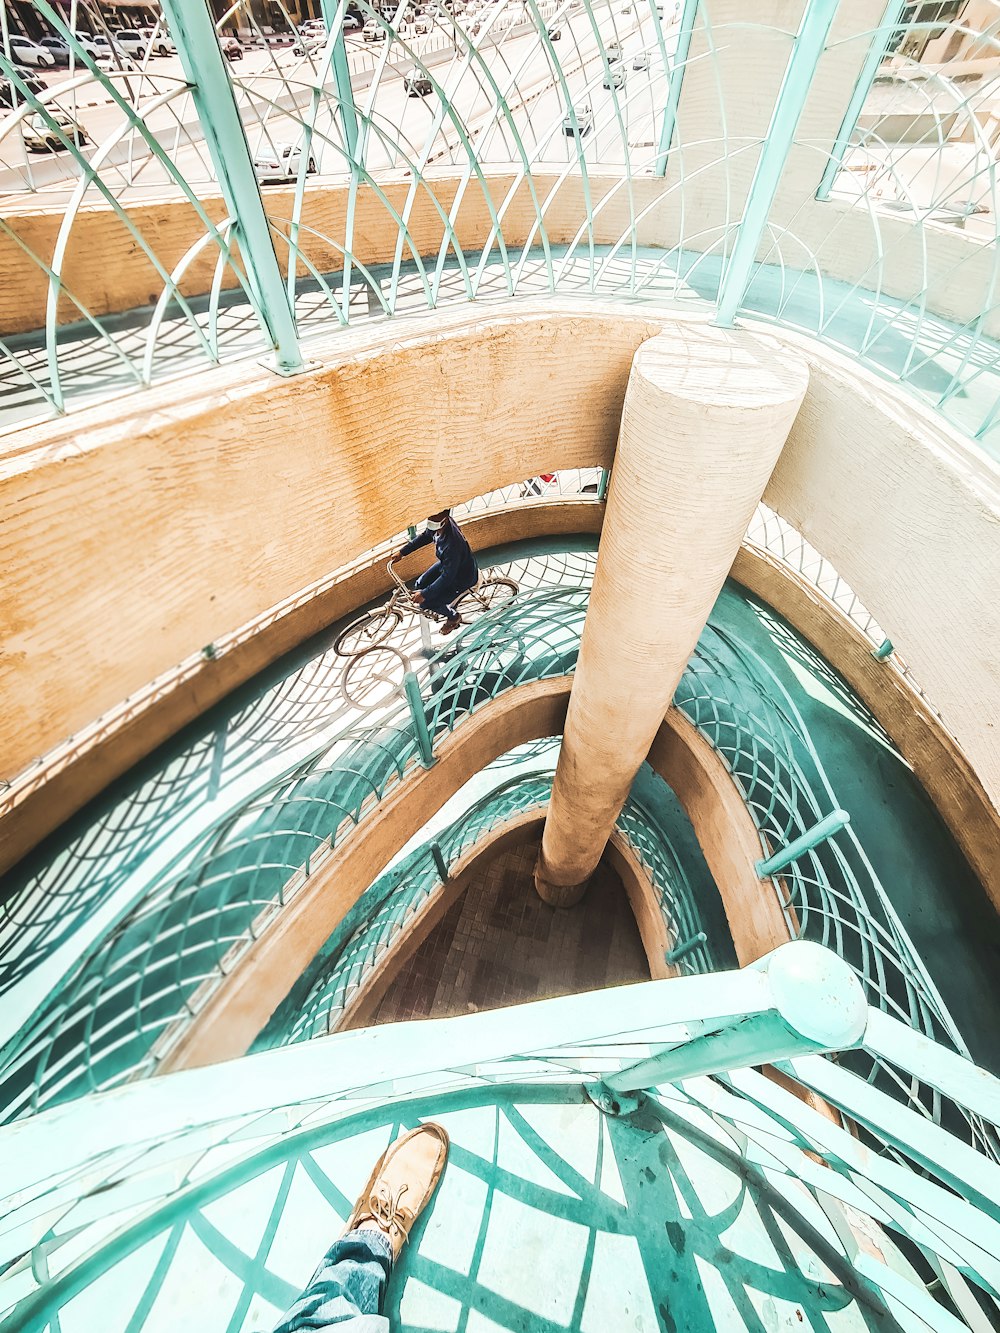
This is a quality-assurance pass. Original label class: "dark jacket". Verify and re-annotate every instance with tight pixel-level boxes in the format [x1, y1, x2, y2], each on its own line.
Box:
[401, 517, 478, 610]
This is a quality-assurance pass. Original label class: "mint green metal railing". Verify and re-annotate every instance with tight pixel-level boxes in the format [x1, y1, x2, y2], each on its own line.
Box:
[1, 943, 997, 1331]
[1, 3, 997, 453]
[0, 546, 982, 1156]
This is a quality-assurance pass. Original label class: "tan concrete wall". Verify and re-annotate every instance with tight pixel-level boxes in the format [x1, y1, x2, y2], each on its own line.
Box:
[2, 304, 997, 861]
[763, 328, 1000, 812]
[0, 500, 603, 877]
[0, 302, 653, 790]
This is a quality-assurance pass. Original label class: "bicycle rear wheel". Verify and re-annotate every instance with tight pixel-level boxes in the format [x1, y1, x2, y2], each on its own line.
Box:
[334, 606, 403, 656]
[455, 577, 519, 617]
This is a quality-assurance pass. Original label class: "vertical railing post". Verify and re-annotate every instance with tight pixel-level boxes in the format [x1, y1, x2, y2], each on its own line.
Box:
[320, 0, 360, 159]
[872, 638, 894, 661]
[158, 0, 305, 376]
[713, 0, 840, 329]
[430, 840, 450, 881]
[403, 670, 436, 768]
[597, 467, 610, 502]
[815, 0, 906, 202]
[756, 809, 851, 879]
[653, 0, 698, 179]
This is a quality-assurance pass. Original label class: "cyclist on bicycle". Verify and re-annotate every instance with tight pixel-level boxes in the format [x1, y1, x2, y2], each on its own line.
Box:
[397, 509, 478, 636]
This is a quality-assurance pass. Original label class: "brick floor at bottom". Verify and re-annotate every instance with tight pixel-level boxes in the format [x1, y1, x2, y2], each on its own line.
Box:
[373, 834, 651, 1024]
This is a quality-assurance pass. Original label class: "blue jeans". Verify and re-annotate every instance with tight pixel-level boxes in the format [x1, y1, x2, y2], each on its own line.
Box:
[414, 565, 470, 618]
[271, 1229, 393, 1332]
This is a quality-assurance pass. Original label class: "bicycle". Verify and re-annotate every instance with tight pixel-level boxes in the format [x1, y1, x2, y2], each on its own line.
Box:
[335, 557, 519, 709]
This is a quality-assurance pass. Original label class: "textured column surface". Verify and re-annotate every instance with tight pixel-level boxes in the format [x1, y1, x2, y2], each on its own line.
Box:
[535, 324, 809, 906]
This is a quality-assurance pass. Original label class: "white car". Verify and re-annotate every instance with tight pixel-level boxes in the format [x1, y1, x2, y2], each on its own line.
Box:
[95, 48, 139, 72]
[114, 31, 148, 56]
[22, 109, 90, 153]
[603, 64, 626, 89]
[72, 33, 103, 58]
[362, 21, 385, 40]
[253, 143, 319, 184]
[7, 36, 56, 67]
[562, 103, 593, 136]
[138, 28, 176, 55]
[632, 50, 649, 70]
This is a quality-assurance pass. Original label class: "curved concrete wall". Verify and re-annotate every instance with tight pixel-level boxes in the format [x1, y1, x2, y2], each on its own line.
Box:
[1, 302, 997, 833]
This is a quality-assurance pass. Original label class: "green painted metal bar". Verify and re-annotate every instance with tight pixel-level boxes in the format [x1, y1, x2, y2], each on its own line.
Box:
[597, 468, 610, 502]
[665, 931, 707, 966]
[713, 0, 840, 329]
[872, 638, 894, 661]
[654, 0, 699, 179]
[815, 0, 906, 203]
[403, 670, 435, 768]
[430, 840, 450, 882]
[158, 0, 304, 375]
[756, 808, 851, 878]
[320, 0, 360, 160]
[603, 941, 868, 1095]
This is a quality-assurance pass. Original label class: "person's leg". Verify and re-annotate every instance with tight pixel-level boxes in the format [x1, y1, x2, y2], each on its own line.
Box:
[413, 563, 440, 594]
[270, 1124, 449, 1333]
[271, 1230, 392, 1332]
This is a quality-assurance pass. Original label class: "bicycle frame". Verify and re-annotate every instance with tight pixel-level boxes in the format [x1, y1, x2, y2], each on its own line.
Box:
[387, 557, 448, 622]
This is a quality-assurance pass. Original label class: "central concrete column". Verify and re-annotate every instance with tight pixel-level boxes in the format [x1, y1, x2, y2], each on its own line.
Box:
[534, 323, 809, 906]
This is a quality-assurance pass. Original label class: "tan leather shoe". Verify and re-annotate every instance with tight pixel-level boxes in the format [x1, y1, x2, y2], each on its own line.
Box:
[343, 1123, 449, 1262]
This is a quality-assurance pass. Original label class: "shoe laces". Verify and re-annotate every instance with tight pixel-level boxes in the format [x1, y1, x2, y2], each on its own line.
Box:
[369, 1181, 412, 1239]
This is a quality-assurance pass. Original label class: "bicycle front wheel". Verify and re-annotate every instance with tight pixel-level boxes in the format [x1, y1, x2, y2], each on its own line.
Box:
[340, 645, 409, 710]
[334, 606, 403, 656]
[455, 577, 519, 617]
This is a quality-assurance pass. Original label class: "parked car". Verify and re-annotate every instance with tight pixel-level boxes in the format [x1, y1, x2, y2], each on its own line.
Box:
[562, 102, 593, 136]
[632, 50, 649, 70]
[292, 33, 324, 55]
[412, 16, 431, 33]
[0, 76, 38, 109]
[7, 36, 56, 68]
[95, 48, 139, 72]
[72, 32, 103, 58]
[22, 108, 89, 152]
[362, 21, 385, 40]
[343, 12, 364, 30]
[253, 142, 318, 184]
[38, 37, 71, 65]
[603, 64, 626, 89]
[2, 64, 46, 97]
[606, 39, 622, 61]
[114, 30, 149, 56]
[221, 36, 244, 60]
[546, 25, 561, 40]
[404, 72, 433, 95]
[137, 27, 176, 55]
